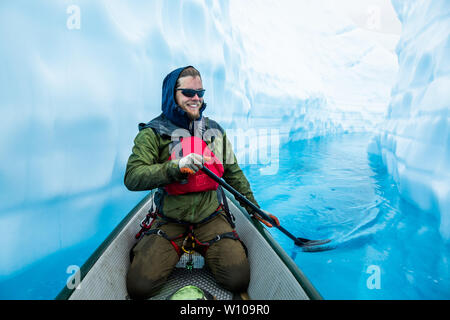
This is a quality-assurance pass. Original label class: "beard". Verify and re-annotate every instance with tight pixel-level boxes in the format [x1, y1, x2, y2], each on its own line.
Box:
[181, 102, 201, 120]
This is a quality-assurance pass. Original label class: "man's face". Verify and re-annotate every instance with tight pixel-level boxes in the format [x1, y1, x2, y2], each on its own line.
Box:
[175, 76, 203, 120]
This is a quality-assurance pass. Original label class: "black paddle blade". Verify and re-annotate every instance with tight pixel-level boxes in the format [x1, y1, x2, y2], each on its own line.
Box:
[295, 238, 333, 252]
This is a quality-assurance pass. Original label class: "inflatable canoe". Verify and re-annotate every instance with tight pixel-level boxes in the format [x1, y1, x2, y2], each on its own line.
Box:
[55, 190, 323, 300]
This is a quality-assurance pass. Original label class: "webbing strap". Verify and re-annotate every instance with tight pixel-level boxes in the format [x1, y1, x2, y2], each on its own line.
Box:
[143, 229, 184, 257]
[144, 228, 241, 257]
[217, 186, 235, 228]
[196, 231, 240, 247]
[190, 230, 241, 256]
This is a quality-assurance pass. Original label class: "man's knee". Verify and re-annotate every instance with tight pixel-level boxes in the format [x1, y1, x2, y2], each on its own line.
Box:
[126, 233, 180, 300]
[206, 239, 250, 292]
[217, 262, 250, 292]
[126, 266, 167, 300]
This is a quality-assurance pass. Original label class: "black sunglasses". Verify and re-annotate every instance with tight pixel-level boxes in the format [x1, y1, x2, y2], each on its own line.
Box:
[176, 88, 205, 98]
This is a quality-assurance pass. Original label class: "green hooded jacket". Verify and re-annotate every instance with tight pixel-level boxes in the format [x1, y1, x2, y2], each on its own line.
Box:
[124, 67, 260, 223]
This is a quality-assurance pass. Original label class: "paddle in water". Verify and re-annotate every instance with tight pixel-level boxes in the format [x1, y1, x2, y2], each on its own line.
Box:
[201, 166, 331, 251]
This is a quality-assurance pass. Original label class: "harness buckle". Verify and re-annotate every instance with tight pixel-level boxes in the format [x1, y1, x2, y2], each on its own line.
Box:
[139, 217, 149, 229]
[140, 208, 158, 229]
[136, 213, 155, 239]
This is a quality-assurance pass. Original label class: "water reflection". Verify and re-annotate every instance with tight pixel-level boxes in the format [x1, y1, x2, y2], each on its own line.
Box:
[242, 133, 450, 299]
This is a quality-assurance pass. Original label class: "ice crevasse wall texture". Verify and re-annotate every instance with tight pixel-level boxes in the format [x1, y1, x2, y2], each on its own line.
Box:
[0, 0, 248, 279]
[369, 0, 450, 239]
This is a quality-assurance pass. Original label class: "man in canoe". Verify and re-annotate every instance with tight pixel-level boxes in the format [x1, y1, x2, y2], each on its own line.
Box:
[124, 66, 279, 300]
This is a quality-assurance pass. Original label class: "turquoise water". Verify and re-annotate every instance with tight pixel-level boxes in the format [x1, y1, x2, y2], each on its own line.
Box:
[242, 133, 450, 299]
[1, 133, 448, 299]
[0, 190, 145, 300]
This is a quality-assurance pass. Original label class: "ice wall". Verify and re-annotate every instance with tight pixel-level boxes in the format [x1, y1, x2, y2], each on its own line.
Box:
[229, 0, 400, 140]
[0, 0, 247, 279]
[369, 0, 450, 239]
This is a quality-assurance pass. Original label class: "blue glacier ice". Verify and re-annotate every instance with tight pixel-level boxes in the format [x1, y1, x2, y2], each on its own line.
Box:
[0, 0, 243, 282]
[0, 0, 448, 299]
[369, 0, 450, 240]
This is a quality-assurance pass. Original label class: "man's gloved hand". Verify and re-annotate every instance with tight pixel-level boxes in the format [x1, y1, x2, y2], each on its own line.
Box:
[253, 210, 280, 228]
[178, 153, 204, 175]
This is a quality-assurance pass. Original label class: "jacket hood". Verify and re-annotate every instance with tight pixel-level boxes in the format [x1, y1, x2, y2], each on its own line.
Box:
[161, 66, 207, 130]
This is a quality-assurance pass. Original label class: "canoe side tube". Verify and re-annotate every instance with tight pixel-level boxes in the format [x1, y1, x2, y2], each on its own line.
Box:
[224, 189, 323, 300]
[55, 191, 153, 300]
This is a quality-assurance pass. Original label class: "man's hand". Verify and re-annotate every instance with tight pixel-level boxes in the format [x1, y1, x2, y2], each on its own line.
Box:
[253, 210, 280, 228]
[178, 153, 204, 175]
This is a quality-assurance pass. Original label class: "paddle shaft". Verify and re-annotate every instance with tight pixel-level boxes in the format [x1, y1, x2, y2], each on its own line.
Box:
[201, 166, 301, 243]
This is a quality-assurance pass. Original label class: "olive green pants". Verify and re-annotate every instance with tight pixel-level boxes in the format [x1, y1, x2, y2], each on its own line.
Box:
[126, 212, 250, 300]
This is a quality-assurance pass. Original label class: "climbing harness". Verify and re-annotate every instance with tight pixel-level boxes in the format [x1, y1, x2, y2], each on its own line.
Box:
[135, 207, 241, 260]
[133, 188, 244, 269]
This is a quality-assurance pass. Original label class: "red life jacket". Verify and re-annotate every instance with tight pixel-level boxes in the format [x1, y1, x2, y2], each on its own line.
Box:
[165, 136, 224, 195]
